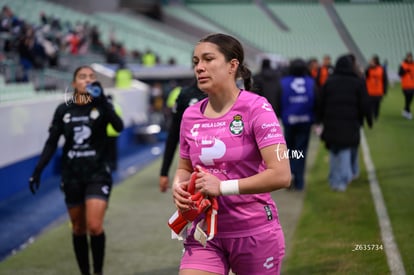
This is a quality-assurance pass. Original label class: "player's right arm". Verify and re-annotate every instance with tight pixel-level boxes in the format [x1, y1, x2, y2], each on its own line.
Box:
[172, 157, 193, 211]
[29, 105, 64, 194]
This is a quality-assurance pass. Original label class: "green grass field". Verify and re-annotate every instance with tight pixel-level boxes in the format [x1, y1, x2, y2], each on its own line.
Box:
[0, 84, 412, 275]
[283, 83, 414, 274]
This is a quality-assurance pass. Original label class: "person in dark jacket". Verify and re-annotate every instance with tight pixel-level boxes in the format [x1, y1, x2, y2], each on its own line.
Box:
[159, 81, 207, 192]
[279, 58, 318, 191]
[253, 58, 282, 115]
[318, 54, 373, 192]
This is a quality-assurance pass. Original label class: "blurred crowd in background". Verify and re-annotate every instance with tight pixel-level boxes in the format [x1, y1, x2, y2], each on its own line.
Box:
[0, 4, 174, 83]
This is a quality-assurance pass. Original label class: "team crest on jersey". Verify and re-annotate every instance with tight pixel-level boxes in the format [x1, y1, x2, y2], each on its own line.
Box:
[229, 114, 244, 135]
[90, 108, 100, 120]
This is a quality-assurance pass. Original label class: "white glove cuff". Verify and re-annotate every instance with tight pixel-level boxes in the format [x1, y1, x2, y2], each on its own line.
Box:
[220, 180, 240, 195]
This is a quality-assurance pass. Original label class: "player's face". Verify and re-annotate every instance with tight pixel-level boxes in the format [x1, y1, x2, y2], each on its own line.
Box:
[192, 42, 234, 93]
[72, 67, 97, 94]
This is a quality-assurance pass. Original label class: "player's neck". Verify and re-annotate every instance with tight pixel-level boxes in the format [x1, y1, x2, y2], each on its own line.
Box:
[205, 88, 240, 118]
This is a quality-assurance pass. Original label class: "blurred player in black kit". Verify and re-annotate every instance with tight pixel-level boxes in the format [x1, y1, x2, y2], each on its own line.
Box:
[29, 65, 124, 275]
[159, 81, 206, 192]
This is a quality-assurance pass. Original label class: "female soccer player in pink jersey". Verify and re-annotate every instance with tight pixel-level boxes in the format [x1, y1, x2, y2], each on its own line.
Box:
[172, 33, 291, 275]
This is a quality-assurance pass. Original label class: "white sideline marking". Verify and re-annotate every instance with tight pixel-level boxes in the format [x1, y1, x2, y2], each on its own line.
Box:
[360, 130, 406, 275]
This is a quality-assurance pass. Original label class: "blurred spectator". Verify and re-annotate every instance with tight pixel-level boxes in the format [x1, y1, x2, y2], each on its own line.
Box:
[348, 53, 364, 78]
[166, 84, 181, 110]
[116, 42, 127, 58]
[50, 16, 62, 31]
[39, 12, 48, 25]
[40, 36, 59, 67]
[253, 58, 282, 115]
[365, 54, 388, 120]
[105, 42, 124, 65]
[318, 54, 373, 192]
[1, 5, 23, 52]
[1, 5, 22, 33]
[18, 26, 46, 81]
[90, 25, 105, 54]
[142, 48, 157, 67]
[279, 58, 318, 191]
[36, 24, 60, 67]
[149, 82, 165, 127]
[114, 63, 132, 89]
[398, 52, 414, 120]
[65, 30, 81, 55]
[17, 34, 35, 81]
[307, 57, 319, 79]
[316, 54, 334, 88]
[131, 49, 142, 63]
[167, 57, 176, 65]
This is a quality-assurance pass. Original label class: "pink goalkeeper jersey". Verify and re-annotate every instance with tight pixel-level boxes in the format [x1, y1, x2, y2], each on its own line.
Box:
[180, 90, 286, 238]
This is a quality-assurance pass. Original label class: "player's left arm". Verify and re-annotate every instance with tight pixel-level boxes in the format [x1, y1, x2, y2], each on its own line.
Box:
[237, 97, 291, 194]
[195, 143, 291, 196]
[237, 143, 291, 194]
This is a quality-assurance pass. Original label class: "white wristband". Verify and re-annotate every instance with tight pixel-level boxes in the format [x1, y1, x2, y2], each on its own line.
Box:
[220, 180, 240, 195]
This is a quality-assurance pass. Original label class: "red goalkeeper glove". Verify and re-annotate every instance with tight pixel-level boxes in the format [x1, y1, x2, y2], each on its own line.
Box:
[194, 196, 218, 247]
[168, 167, 211, 238]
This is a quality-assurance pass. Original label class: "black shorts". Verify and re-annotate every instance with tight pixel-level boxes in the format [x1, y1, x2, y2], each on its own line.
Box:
[61, 180, 112, 208]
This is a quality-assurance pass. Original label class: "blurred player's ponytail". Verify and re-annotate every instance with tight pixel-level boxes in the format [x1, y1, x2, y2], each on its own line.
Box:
[239, 63, 252, 91]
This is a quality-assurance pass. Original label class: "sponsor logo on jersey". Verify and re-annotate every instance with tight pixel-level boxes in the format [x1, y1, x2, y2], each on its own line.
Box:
[63, 113, 91, 123]
[101, 185, 110, 195]
[264, 205, 273, 221]
[287, 114, 311, 124]
[90, 108, 100, 120]
[290, 77, 306, 94]
[188, 98, 199, 106]
[261, 122, 280, 129]
[71, 116, 89, 122]
[199, 138, 226, 166]
[262, 102, 272, 112]
[264, 133, 284, 140]
[229, 114, 244, 135]
[73, 125, 91, 144]
[201, 121, 226, 128]
[63, 113, 71, 123]
[263, 256, 275, 270]
[190, 123, 200, 137]
[67, 149, 96, 159]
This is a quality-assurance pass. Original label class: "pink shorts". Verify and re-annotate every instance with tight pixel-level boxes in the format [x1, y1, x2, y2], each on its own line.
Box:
[180, 226, 285, 275]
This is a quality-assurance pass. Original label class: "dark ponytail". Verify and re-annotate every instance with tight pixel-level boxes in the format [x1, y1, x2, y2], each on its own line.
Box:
[239, 63, 252, 91]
